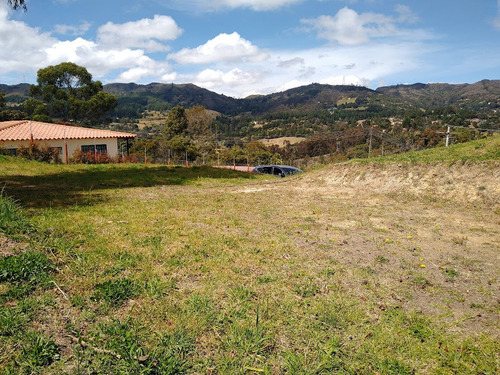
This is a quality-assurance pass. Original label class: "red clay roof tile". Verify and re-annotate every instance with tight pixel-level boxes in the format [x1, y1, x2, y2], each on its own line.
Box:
[0, 121, 136, 141]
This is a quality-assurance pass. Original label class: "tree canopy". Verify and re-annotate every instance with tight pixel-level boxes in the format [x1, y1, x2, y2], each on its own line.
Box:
[7, 0, 26, 11]
[27, 62, 117, 124]
[163, 106, 189, 139]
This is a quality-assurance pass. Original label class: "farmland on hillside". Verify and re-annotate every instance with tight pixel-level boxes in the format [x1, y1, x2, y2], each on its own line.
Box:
[0, 137, 499, 374]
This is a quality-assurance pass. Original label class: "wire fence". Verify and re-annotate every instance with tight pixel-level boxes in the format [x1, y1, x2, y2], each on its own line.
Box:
[126, 125, 500, 169]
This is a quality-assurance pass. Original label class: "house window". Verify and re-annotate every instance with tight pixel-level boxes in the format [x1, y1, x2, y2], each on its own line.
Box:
[81, 144, 108, 154]
[50, 147, 63, 155]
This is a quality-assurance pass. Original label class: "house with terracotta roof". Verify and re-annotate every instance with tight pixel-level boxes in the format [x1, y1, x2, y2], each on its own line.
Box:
[0, 120, 136, 163]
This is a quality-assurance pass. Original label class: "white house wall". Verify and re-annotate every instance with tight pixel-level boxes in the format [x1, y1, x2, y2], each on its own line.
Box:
[1, 138, 121, 162]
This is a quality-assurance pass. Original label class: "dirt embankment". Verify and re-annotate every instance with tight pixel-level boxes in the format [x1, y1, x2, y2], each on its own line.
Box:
[308, 161, 500, 207]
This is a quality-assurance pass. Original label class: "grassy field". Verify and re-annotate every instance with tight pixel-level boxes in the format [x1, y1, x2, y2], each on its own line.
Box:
[0, 138, 499, 374]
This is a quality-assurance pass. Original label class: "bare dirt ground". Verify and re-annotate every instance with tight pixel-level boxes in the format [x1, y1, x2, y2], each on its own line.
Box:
[236, 161, 500, 336]
[0, 235, 27, 257]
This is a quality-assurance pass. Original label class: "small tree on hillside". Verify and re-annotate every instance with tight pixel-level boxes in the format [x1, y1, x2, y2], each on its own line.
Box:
[160, 106, 198, 162]
[163, 106, 188, 139]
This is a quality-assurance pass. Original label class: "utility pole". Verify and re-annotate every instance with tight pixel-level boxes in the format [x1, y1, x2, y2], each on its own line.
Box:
[445, 125, 451, 147]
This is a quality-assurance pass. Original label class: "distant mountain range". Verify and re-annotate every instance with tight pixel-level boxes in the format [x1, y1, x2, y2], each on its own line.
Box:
[2, 80, 499, 117]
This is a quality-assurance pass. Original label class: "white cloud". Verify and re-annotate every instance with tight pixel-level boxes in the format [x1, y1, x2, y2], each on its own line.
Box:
[395, 5, 418, 24]
[302, 7, 401, 45]
[321, 74, 369, 87]
[169, 32, 269, 64]
[117, 67, 155, 82]
[193, 68, 261, 89]
[54, 22, 91, 36]
[0, 2, 435, 98]
[161, 72, 179, 82]
[171, 38, 428, 97]
[278, 57, 304, 68]
[0, 4, 57, 75]
[43, 38, 174, 81]
[97, 15, 183, 52]
[169, 0, 301, 12]
[0, 5, 176, 84]
[44, 38, 148, 75]
[494, 0, 500, 29]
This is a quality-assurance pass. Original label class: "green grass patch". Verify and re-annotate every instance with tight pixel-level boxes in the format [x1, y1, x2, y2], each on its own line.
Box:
[0, 191, 33, 236]
[93, 278, 140, 307]
[0, 251, 55, 299]
[0, 147, 498, 373]
[352, 134, 500, 164]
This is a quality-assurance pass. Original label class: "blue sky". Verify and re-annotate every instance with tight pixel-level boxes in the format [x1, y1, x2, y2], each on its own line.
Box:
[1, 0, 499, 97]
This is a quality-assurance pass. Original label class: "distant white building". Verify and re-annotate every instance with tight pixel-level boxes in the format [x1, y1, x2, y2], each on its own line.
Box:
[0, 120, 136, 163]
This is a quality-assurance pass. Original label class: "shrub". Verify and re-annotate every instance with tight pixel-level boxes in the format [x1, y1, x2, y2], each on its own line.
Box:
[70, 149, 113, 164]
[17, 141, 61, 163]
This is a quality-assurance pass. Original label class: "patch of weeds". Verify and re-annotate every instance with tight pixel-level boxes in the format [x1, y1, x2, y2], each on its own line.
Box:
[257, 275, 275, 284]
[412, 276, 432, 289]
[437, 338, 498, 373]
[142, 234, 163, 249]
[228, 285, 256, 303]
[250, 247, 261, 254]
[293, 280, 320, 298]
[70, 294, 86, 310]
[444, 268, 459, 280]
[373, 358, 414, 375]
[407, 313, 434, 341]
[382, 309, 433, 341]
[0, 251, 55, 298]
[144, 275, 177, 298]
[104, 252, 140, 276]
[153, 329, 195, 374]
[186, 294, 216, 319]
[376, 255, 390, 263]
[222, 322, 272, 357]
[320, 337, 351, 371]
[470, 302, 484, 309]
[21, 331, 60, 368]
[36, 229, 79, 256]
[0, 251, 54, 285]
[360, 266, 375, 275]
[282, 351, 309, 374]
[0, 191, 34, 236]
[163, 256, 185, 268]
[90, 319, 194, 374]
[0, 305, 32, 336]
[93, 278, 139, 307]
[323, 268, 336, 276]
